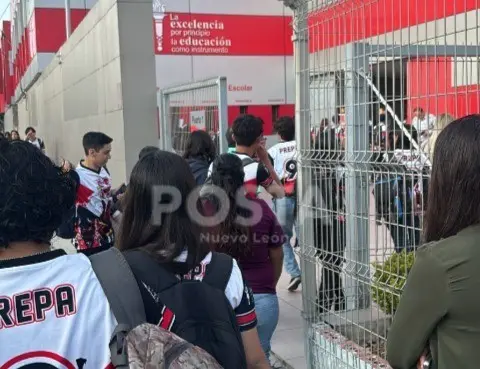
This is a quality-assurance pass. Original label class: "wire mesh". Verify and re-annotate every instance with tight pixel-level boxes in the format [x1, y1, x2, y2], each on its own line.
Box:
[159, 77, 228, 155]
[292, 0, 480, 367]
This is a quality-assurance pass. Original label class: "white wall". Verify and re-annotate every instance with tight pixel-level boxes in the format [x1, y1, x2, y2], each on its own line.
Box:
[5, 0, 158, 185]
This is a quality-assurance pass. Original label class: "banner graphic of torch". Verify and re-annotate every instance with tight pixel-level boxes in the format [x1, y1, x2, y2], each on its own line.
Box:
[152, 0, 166, 52]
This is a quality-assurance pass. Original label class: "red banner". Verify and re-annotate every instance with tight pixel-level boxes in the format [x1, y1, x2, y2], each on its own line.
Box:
[154, 13, 293, 56]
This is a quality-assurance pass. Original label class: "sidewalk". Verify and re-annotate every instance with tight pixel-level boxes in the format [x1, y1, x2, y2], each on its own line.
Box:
[271, 271, 307, 369]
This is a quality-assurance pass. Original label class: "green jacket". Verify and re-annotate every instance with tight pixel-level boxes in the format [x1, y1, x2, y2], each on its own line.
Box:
[387, 224, 480, 369]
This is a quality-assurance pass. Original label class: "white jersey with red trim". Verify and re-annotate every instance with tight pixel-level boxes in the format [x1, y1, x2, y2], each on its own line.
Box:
[75, 162, 113, 219]
[268, 141, 297, 195]
[0, 250, 116, 368]
[207, 152, 273, 196]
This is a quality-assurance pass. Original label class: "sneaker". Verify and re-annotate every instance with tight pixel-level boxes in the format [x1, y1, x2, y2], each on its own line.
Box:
[288, 276, 301, 291]
[293, 237, 299, 249]
[270, 356, 285, 369]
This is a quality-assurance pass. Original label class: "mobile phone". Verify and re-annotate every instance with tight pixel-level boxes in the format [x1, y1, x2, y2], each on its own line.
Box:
[115, 183, 127, 196]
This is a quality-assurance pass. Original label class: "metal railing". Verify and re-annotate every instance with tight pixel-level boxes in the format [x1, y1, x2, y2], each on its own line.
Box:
[282, 0, 480, 367]
[158, 77, 228, 155]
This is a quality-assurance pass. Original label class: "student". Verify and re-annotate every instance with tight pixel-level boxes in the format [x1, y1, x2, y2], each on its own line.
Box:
[387, 115, 480, 369]
[25, 126, 45, 153]
[226, 126, 236, 153]
[74, 132, 115, 250]
[204, 153, 284, 362]
[138, 145, 159, 159]
[0, 137, 116, 366]
[209, 114, 284, 198]
[183, 130, 216, 185]
[268, 116, 302, 291]
[10, 130, 20, 141]
[117, 150, 270, 369]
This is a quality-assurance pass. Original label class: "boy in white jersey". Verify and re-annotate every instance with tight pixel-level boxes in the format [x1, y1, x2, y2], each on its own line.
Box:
[25, 126, 45, 153]
[268, 116, 302, 291]
[208, 114, 284, 199]
[74, 132, 115, 250]
[0, 137, 117, 367]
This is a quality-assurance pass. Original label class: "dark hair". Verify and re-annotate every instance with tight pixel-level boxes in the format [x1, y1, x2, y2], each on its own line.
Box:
[232, 114, 263, 147]
[82, 132, 113, 155]
[25, 126, 36, 135]
[117, 150, 208, 270]
[0, 138, 76, 247]
[226, 126, 236, 148]
[387, 122, 418, 150]
[183, 130, 216, 163]
[424, 115, 480, 243]
[205, 154, 251, 258]
[4, 132, 10, 140]
[11, 130, 20, 140]
[413, 107, 424, 113]
[139, 146, 159, 160]
[274, 116, 295, 141]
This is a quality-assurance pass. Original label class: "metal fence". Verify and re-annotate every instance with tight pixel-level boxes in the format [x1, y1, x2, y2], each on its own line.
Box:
[158, 77, 229, 155]
[283, 0, 480, 367]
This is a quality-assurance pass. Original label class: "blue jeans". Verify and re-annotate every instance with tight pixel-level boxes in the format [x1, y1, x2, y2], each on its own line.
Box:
[254, 293, 279, 358]
[273, 197, 301, 279]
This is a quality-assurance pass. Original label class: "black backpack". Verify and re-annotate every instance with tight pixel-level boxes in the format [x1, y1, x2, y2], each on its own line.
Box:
[57, 170, 80, 239]
[124, 250, 247, 369]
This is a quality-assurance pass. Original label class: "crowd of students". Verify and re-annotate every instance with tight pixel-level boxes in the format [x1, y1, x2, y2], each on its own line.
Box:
[0, 114, 301, 368]
[0, 126, 45, 152]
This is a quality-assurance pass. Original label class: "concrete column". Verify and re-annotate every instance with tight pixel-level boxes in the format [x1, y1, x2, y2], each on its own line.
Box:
[117, 0, 158, 178]
[344, 42, 370, 310]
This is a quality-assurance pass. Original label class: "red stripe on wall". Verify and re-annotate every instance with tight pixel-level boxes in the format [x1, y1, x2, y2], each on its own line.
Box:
[407, 58, 480, 119]
[309, 0, 479, 52]
[34, 8, 89, 53]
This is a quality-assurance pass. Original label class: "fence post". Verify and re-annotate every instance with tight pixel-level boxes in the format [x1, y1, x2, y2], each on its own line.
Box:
[160, 92, 172, 152]
[292, 2, 316, 368]
[344, 42, 370, 310]
[217, 76, 228, 154]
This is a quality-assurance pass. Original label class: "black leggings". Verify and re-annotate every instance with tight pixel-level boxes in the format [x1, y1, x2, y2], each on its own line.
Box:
[385, 213, 421, 253]
[314, 219, 346, 312]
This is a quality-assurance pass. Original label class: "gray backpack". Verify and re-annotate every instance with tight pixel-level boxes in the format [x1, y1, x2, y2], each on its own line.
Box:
[89, 248, 223, 369]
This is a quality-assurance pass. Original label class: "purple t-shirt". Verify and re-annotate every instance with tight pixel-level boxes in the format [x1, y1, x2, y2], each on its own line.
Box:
[236, 198, 285, 294]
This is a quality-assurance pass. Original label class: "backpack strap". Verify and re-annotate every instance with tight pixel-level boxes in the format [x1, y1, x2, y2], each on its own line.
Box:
[89, 248, 146, 325]
[89, 247, 146, 368]
[203, 252, 233, 291]
[241, 157, 255, 167]
[123, 250, 180, 292]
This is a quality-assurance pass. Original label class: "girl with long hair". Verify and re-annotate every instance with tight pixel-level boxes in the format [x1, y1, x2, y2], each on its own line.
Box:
[387, 115, 480, 369]
[10, 130, 20, 141]
[204, 153, 284, 362]
[183, 130, 216, 185]
[117, 150, 270, 369]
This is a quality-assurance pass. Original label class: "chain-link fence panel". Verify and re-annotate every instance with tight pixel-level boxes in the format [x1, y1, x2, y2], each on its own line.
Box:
[159, 77, 228, 156]
[285, 0, 480, 367]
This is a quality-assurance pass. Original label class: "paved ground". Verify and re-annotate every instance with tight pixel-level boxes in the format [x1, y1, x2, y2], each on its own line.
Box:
[271, 271, 306, 369]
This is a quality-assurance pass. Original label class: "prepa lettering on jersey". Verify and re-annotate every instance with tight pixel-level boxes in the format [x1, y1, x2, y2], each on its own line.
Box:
[0, 253, 116, 368]
[0, 285, 76, 329]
